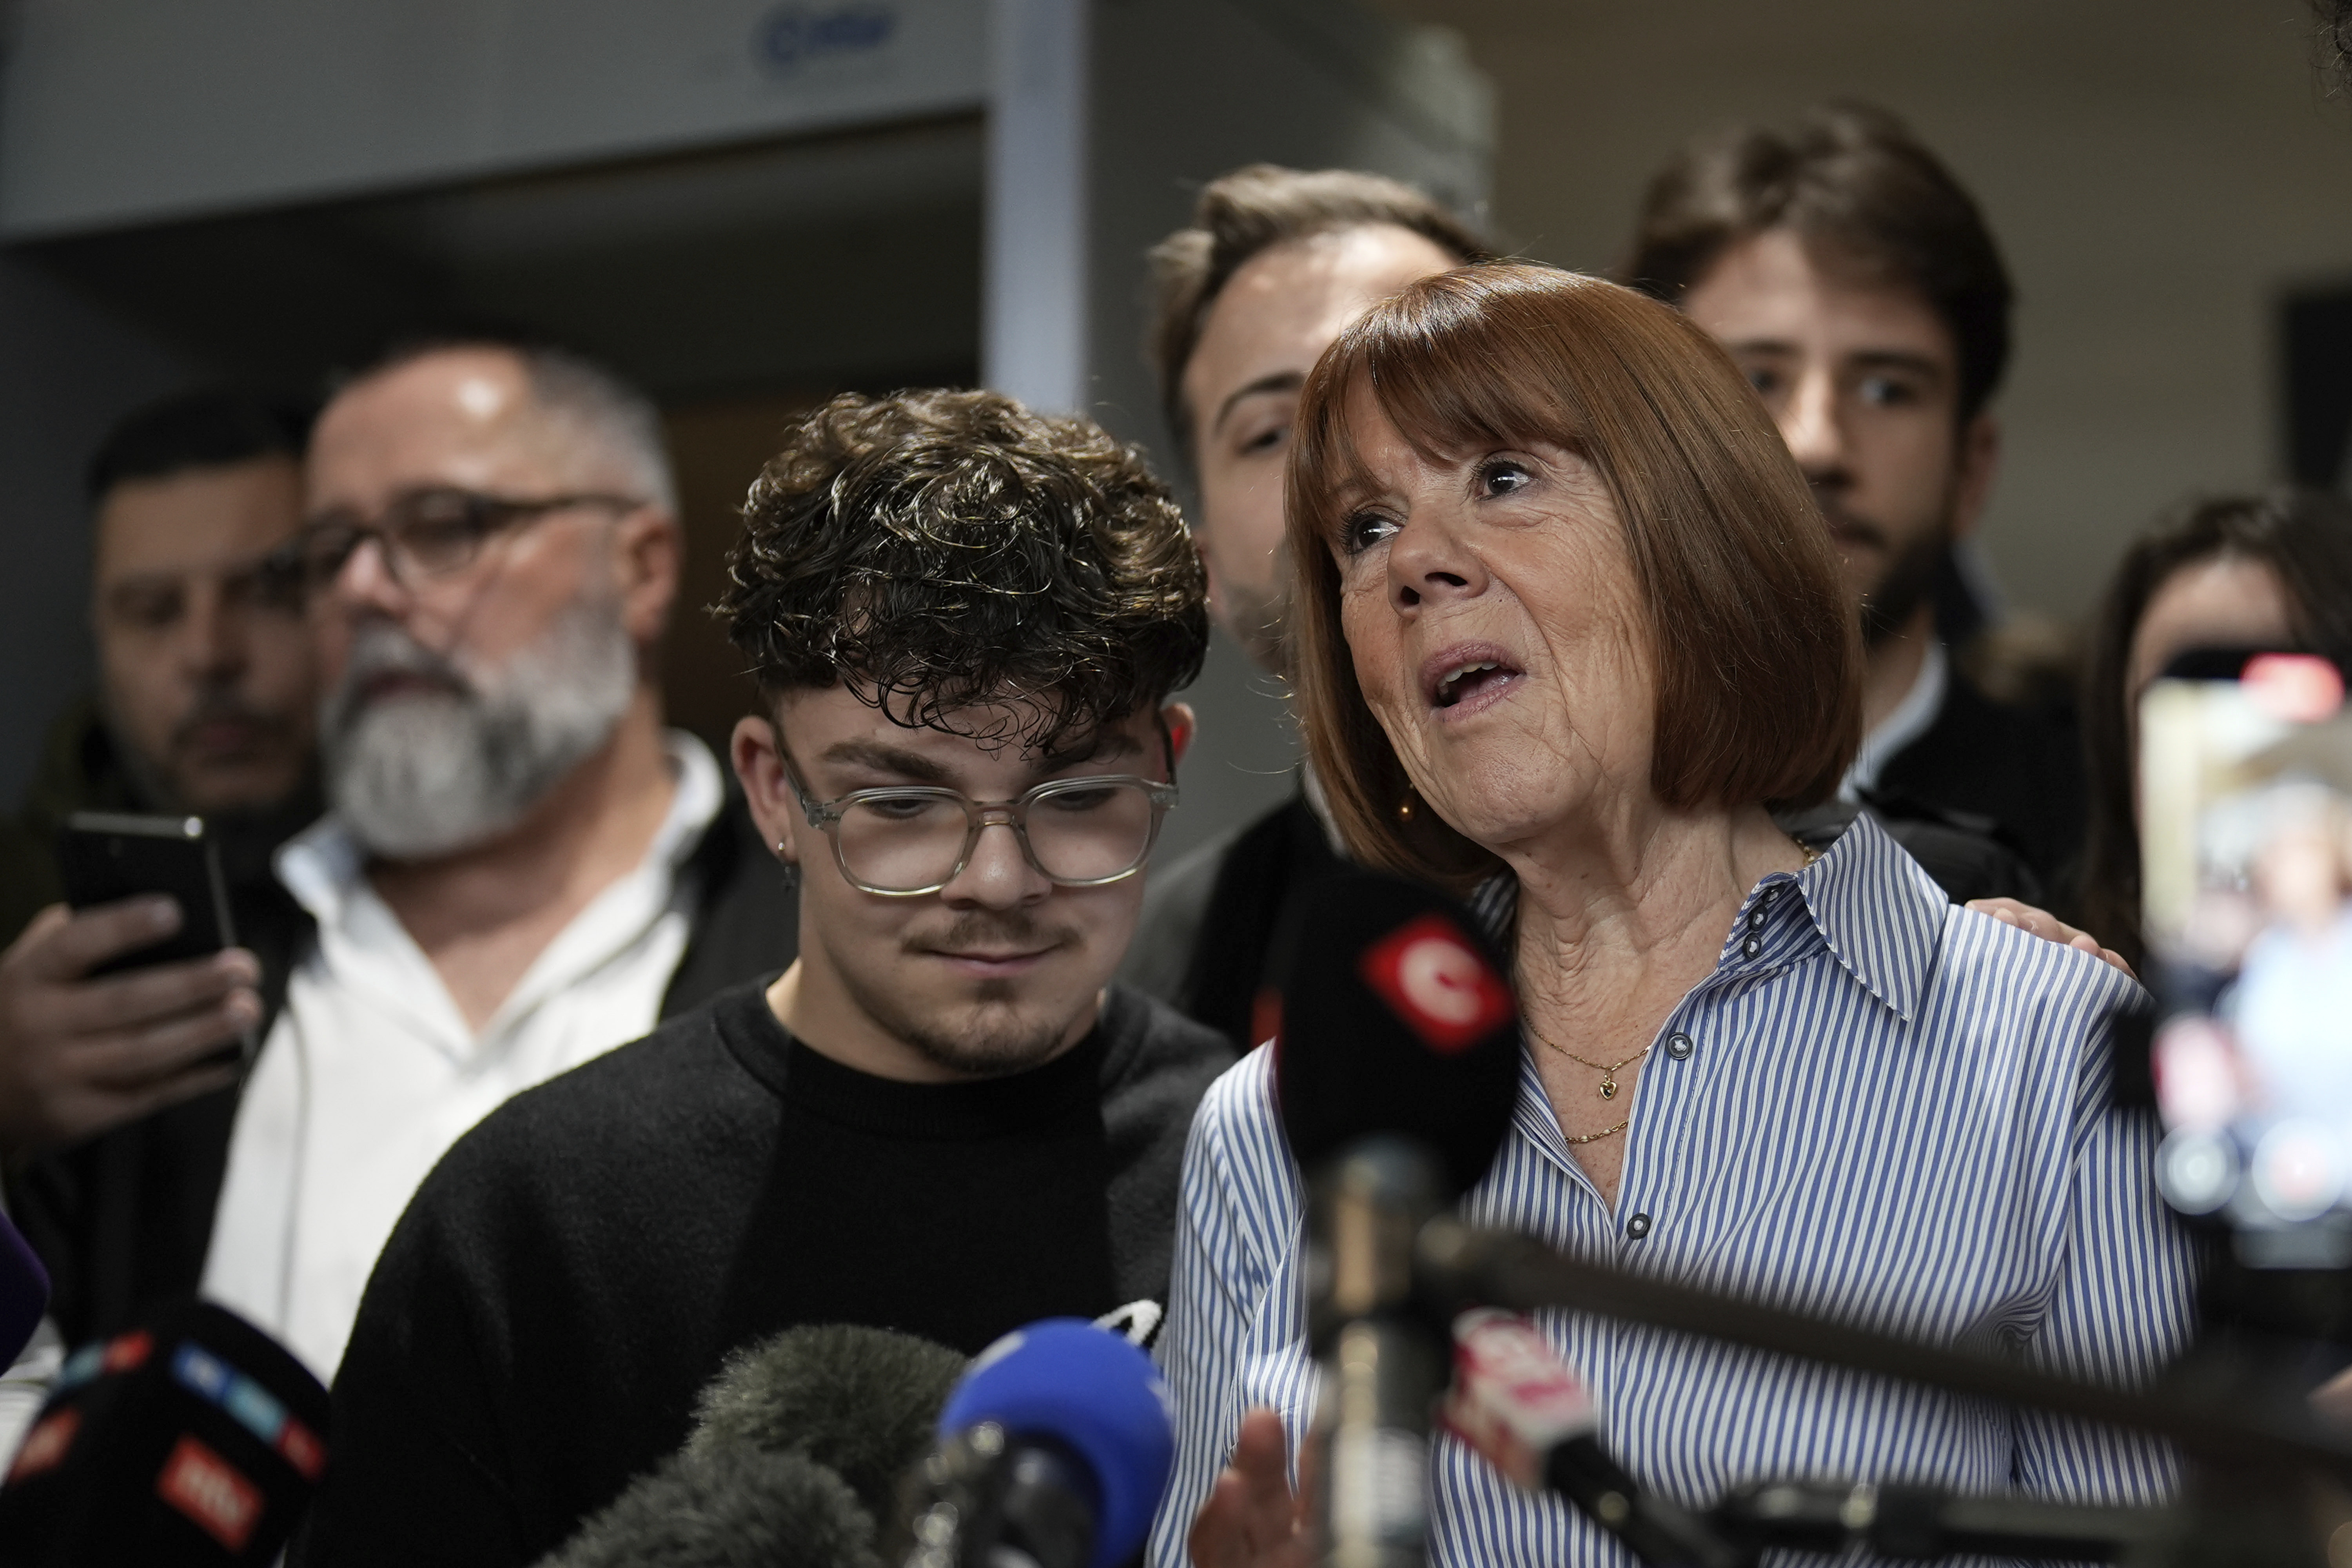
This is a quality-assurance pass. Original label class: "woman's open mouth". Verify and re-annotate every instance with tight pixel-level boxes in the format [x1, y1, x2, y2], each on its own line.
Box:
[1421, 644, 1525, 718]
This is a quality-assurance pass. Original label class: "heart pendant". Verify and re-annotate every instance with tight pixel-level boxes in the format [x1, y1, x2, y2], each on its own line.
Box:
[1600, 1078, 1617, 1100]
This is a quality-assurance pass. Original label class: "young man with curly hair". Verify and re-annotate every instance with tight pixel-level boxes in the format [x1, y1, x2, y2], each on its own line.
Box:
[297, 390, 1234, 1568]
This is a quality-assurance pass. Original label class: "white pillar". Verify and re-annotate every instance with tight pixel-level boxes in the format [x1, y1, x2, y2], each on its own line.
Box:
[983, 0, 1090, 414]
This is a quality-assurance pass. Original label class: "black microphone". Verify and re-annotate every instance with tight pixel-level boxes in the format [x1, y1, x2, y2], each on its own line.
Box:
[0, 1299, 329, 1566]
[1274, 870, 1523, 1568]
[542, 1445, 887, 1568]
[539, 1317, 1174, 1568]
[1711, 1478, 2163, 1563]
[688, 1321, 969, 1531]
[539, 1323, 967, 1568]
[1442, 1308, 1747, 1568]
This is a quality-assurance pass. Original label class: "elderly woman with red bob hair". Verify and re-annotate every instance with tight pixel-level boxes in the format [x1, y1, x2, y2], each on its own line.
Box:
[1152, 264, 2200, 1568]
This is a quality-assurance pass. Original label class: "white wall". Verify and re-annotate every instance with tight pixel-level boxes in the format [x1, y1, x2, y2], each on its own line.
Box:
[1385, 0, 2352, 625]
[0, 0, 987, 237]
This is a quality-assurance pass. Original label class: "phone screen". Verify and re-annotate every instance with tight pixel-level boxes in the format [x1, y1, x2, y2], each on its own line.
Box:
[2143, 651, 2352, 1265]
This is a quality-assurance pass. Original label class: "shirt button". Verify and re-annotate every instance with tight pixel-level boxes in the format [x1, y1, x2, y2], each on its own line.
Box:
[1625, 1213, 1652, 1241]
[1747, 907, 1766, 930]
[1741, 936, 1763, 959]
[1666, 1032, 1693, 1060]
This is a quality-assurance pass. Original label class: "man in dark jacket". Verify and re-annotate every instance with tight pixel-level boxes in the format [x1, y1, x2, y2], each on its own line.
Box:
[298, 389, 1234, 1567]
[1624, 102, 2087, 892]
[0, 391, 318, 1167]
[6, 341, 797, 1392]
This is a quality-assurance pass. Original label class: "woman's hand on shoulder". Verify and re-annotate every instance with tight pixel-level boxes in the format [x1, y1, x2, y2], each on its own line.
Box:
[1965, 898, 2136, 980]
[1191, 1408, 1314, 1568]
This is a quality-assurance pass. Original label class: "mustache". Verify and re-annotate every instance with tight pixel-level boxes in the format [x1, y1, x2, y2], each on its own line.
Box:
[907, 911, 1082, 956]
[1812, 492, 1889, 552]
[167, 690, 292, 752]
[333, 623, 475, 710]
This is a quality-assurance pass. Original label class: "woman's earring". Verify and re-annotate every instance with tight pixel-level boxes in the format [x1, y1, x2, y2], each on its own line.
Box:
[1397, 791, 1416, 824]
[775, 843, 800, 892]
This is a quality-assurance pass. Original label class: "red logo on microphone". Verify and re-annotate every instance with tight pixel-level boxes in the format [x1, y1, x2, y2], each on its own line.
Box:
[8, 1409, 77, 1481]
[156, 1434, 263, 1552]
[1359, 914, 1513, 1053]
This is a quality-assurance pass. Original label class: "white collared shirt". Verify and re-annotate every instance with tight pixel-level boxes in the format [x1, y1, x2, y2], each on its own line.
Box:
[1840, 637, 1949, 800]
[201, 732, 724, 1381]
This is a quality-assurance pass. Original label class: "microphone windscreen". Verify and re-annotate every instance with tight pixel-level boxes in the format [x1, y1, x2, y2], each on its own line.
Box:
[536, 1445, 879, 1568]
[0, 1299, 328, 1566]
[0, 1207, 50, 1365]
[1274, 868, 1521, 1199]
[687, 1323, 965, 1527]
[938, 1319, 1173, 1568]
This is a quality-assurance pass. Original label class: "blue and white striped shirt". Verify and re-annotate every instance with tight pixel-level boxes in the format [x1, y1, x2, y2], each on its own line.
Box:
[1149, 814, 2203, 1568]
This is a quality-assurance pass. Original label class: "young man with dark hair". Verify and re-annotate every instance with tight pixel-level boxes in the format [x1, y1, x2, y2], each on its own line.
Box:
[1624, 102, 2087, 890]
[1119, 164, 1490, 1048]
[0, 388, 328, 1426]
[297, 389, 1234, 1568]
[0, 390, 318, 1171]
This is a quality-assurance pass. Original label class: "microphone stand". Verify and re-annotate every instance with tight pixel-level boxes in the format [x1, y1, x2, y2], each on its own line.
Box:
[1307, 1138, 1451, 1568]
[1414, 1218, 2352, 1486]
[1711, 1477, 2165, 1562]
[1417, 1219, 2352, 1566]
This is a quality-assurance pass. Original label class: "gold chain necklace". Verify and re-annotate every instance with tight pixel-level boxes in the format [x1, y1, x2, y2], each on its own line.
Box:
[1524, 1022, 1648, 1101]
[1532, 851, 1820, 1147]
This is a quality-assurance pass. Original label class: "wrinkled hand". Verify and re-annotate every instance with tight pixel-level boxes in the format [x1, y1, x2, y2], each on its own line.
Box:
[0, 899, 258, 1162]
[1965, 898, 2136, 980]
[1191, 1409, 1314, 1568]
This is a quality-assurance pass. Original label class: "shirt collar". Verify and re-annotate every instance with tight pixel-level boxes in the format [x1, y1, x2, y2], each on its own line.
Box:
[1473, 808, 1946, 1026]
[276, 728, 726, 927]
[1840, 638, 1948, 800]
[1781, 808, 1946, 1023]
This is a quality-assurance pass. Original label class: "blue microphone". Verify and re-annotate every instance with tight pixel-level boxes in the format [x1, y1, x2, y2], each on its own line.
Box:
[903, 1318, 1174, 1568]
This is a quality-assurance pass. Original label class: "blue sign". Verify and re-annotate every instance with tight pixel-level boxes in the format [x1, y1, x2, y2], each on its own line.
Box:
[754, 3, 898, 76]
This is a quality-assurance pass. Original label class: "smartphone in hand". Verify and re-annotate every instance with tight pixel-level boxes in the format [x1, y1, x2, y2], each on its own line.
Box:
[2142, 649, 2352, 1266]
[56, 811, 254, 1069]
[56, 812, 239, 976]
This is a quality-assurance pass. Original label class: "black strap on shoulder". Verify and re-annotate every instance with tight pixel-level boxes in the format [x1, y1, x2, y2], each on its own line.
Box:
[1176, 794, 1340, 1051]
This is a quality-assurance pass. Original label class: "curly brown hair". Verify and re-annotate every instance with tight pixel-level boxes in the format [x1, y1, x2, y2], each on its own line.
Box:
[717, 389, 1208, 754]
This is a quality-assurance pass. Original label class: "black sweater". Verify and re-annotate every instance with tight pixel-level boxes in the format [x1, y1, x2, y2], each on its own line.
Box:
[295, 980, 1234, 1568]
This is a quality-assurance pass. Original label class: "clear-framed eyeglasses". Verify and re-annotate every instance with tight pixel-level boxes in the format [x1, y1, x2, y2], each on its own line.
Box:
[779, 750, 1179, 897]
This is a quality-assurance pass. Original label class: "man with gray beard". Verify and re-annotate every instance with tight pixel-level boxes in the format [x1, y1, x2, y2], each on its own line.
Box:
[326, 587, 637, 860]
[8, 339, 797, 1387]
